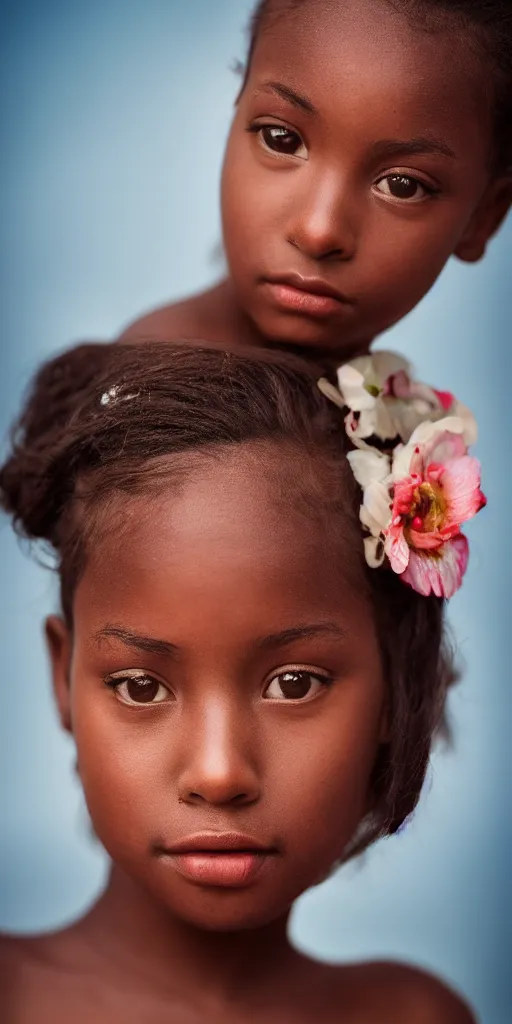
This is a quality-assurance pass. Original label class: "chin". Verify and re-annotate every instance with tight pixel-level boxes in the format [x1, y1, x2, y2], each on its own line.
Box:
[162, 888, 290, 933]
[251, 311, 357, 353]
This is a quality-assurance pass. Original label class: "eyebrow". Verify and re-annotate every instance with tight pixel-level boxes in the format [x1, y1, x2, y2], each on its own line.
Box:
[370, 136, 457, 161]
[255, 624, 347, 650]
[92, 625, 179, 658]
[92, 623, 347, 656]
[258, 80, 318, 115]
[254, 84, 456, 161]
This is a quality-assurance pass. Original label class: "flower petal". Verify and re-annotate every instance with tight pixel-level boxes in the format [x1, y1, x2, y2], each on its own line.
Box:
[371, 351, 411, 383]
[363, 480, 392, 534]
[317, 377, 346, 409]
[385, 523, 410, 574]
[426, 430, 467, 466]
[392, 442, 416, 482]
[401, 535, 469, 598]
[433, 388, 455, 411]
[372, 399, 400, 441]
[364, 535, 385, 568]
[336, 364, 375, 411]
[440, 455, 484, 525]
[347, 448, 390, 489]
[451, 400, 478, 446]
[408, 416, 467, 449]
[353, 407, 378, 439]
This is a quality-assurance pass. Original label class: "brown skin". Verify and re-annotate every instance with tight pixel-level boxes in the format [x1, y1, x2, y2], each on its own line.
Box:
[120, 0, 511, 359]
[1, 446, 476, 1021]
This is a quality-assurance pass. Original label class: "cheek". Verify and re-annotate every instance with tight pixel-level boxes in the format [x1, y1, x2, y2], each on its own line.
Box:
[72, 697, 167, 853]
[221, 134, 282, 254]
[359, 214, 464, 318]
[264, 703, 383, 870]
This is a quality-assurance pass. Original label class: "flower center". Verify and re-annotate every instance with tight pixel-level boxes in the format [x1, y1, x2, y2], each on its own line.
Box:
[408, 481, 446, 533]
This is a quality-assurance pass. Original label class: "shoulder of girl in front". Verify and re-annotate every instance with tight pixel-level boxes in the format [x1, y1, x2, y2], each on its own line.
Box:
[117, 303, 185, 343]
[0, 926, 85, 977]
[117, 292, 211, 344]
[0, 931, 55, 972]
[360, 961, 478, 1024]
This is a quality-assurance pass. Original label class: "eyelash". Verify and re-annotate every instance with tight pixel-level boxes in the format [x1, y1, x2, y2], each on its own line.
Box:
[105, 672, 172, 707]
[104, 667, 334, 707]
[247, 122, 440, 201]
[263, 667, 334, 703]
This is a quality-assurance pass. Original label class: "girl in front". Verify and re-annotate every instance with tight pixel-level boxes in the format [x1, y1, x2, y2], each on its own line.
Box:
[121, 0, 511, 359]
[0, 340, 483, 1021]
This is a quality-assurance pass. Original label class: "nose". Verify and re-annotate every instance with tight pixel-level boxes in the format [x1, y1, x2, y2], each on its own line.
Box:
[287, 170, 357, 262]
[177, 697, 261, 808]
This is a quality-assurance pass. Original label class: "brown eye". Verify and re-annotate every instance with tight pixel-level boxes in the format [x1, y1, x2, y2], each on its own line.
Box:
[259, 125, 308, 159]
[106, 673, 172, 706]
[264, 670, 330, 702]
[375, 174, 431, 202]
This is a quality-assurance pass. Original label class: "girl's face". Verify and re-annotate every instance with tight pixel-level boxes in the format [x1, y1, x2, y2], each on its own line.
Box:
[222, 0, 508, 351]
[48, 447, 385, 932]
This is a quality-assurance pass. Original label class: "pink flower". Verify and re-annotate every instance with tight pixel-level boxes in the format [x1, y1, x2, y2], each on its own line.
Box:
[385, 422, 486, 597]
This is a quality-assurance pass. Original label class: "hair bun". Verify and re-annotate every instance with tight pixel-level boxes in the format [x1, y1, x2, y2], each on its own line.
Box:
[0, 341, 113, 544]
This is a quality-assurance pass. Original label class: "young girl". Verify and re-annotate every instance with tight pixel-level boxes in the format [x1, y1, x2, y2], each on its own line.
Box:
[120, 0, 511, 360]
[0, 339, 483, 1022]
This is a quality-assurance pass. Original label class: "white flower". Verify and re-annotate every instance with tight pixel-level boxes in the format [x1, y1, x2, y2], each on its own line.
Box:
[319, 350, 477, 450]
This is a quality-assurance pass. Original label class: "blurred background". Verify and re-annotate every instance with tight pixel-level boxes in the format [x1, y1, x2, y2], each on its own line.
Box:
[0, 2, 510, 1020]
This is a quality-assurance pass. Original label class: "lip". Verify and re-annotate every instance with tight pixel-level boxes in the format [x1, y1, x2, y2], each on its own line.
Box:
[262, 273, 352, 318]
[165, 831, 273, 854]
[166, 827, 274, 851]
[158, 832, 277, 888]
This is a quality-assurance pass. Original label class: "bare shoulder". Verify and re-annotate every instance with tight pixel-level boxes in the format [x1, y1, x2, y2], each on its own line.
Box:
[285, 956, 477, 1024]
[0, 929, 64, 975]
[0, 931, 38, 967]
[0, 923, 92, 980]
[118, 298, 192, 343]
[352, 960, 478, 1023]
[0, 932, 45, 1017]
[118, 287, 220, 344]
[0, 927, 98, 1024]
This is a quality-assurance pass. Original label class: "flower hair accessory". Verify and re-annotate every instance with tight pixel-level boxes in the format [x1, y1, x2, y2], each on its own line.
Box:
[318, 352, 486, 598]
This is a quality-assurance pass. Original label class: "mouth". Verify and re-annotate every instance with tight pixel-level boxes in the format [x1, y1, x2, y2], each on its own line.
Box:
[156, 832, 278, 888]
[262, 273, 352, 318]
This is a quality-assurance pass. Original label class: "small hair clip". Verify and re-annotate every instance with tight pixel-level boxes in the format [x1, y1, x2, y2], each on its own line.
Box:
[100, 385, 120, 406]
[100, 384, 138, 407]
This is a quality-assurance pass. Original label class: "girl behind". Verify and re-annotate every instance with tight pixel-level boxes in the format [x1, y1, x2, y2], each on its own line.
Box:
[0, 341, 482, 1022]
[121, 0, 512, 359]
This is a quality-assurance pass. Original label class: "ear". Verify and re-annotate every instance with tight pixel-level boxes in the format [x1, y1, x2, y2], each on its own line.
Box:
[455, 176, 512, 263]
[45, 615, 73, 734]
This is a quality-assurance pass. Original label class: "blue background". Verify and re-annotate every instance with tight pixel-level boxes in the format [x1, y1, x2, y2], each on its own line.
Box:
[0, 2, 510, 1020]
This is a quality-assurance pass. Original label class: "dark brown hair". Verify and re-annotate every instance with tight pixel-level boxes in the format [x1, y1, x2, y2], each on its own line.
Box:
[0, 340, 455, 858]
[244, 0, 512, 174]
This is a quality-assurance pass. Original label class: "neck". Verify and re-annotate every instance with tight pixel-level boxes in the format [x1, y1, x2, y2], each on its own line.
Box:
[79, 866, 298, 1008]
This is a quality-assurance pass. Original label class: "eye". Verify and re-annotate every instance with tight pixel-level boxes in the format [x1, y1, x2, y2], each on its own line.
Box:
[105, 671, 173, 706]
[374, 174, 435, 202]
[263, 668, 332, 702]
[252, 124, 308, 159]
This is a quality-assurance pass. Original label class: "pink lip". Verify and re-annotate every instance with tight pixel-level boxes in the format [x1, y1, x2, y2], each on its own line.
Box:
[262, 274, 352, 318]
[159, 832, 277, 888]
[169, 852, 270, 887]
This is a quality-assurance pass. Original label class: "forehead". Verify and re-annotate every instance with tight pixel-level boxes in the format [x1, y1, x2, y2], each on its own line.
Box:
[75, 446, 370, 634]
[249, 0, 488, 155]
